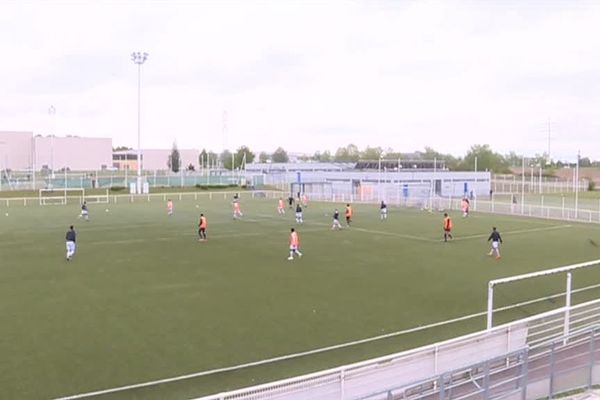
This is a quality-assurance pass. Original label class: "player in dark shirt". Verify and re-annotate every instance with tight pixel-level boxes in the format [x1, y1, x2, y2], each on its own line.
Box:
[80, 201, 89, 221]
[65, 225, 76, 261]
[331, 209, 341, 230]
[487, 227, 503, 259]
[288, 196, 294, 209]
[295, 204, 303, 224]
[380, 201, 387, 221]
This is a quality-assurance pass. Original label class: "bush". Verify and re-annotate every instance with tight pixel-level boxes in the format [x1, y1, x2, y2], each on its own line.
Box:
[109, 186, 126, 192]
[588, 180, 596, 191]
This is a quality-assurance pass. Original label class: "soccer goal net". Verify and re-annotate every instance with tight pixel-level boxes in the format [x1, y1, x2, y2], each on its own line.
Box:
[487, 259, 600, 332]
[39, 188, 85, 205]
[290, 182, 333, 201]
[84, 189, 110, 204]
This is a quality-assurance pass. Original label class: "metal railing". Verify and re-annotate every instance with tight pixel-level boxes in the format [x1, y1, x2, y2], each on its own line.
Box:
[194, 300, 600, 400]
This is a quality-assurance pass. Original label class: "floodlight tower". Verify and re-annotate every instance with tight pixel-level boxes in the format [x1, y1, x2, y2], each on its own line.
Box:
[48, 105, 56, 177]
[131, 51, 149, 193]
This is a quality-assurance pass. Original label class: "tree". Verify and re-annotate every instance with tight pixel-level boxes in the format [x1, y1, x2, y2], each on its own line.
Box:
[459, 144, 509, 173]
[113, 145, 132, 151]
[360, 146, 383, 160]
[321, 150, 332, 162]
[199, 149, 208, 167]
[271, 147, 289, 163]
[580, 157, 592, 168]
[233, 146, 255, 169]
[167, 142, 181, 173]
[334, 144, 360, 162]
[220, 150, 233, 170]
[259, 151, 269, 163]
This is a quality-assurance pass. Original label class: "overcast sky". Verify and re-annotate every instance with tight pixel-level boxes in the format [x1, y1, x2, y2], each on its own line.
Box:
[1, 0, 599, 160]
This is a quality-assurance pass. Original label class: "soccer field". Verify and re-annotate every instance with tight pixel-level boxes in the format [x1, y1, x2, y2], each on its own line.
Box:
[2, 192, 600, 399]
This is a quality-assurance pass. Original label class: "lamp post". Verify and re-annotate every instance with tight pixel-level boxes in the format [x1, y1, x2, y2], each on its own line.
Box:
[48, 106, 56, 178]
[131, 51, 148, 194]
[378, 154, 382, 200]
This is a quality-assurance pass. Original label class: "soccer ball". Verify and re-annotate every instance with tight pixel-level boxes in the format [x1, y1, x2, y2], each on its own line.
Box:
[196, 205, 199, 208]
[105, 209, 109, 212]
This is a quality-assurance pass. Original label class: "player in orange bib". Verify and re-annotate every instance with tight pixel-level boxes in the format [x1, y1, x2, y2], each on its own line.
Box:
[167, 199, 173, 216]
[461, 198, 470, 218]
[302, 194, 308, 207]
[233, 201, 243, 219]
[277, 198, 286, 215]
[198, 214, 208, 241]
[287, 228, 303, 260]
[443, 213, 453, 242]
[345, 204, 353, 226]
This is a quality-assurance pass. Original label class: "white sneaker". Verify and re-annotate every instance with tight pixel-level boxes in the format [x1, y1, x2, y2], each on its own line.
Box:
[298, 253, 303, 258]
[287, 257, 294, 261]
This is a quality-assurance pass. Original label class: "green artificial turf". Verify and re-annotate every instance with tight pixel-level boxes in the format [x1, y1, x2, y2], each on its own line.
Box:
[1, 193, 600, 399]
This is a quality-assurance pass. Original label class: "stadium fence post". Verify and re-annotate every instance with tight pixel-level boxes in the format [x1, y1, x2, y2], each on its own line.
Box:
[340, 368, 345, 399]
[563, 272, 572, 345]
[588, 328, 596, 389]
[487, 282, 494, 330]
[562, 197, 565, 218]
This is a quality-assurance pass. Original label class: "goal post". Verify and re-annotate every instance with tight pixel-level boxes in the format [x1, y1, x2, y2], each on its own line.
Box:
[84, 189, 110, 204]
[39, 188, 85, 205]
[487, 258, 600, 332]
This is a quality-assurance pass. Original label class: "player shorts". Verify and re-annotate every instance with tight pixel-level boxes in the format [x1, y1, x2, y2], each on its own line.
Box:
[295, 212, 302, 218]
[199, 228, 206, 233]
[289, 245, 298, 251]
[66, 241, 76, 253]
[81, 210, 88, 216]
[381, 209, 387, 214]
[444, 228, 451, 233]
[492, 241, 499, 249]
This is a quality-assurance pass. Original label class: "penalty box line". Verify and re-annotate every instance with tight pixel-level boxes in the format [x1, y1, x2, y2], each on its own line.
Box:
[452, 224, 573, 242]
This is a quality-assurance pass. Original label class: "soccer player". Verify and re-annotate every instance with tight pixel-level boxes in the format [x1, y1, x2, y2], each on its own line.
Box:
[79, 201, 89, 221]
[302, 193, 309, 208]
[332, 209, 342, 230]
[65, 225, 76, 261]
[487, 227, 503, 259]
[277, 198, 286, 215]
[295, 203, 303, 224]
[167, 199, 174, 216]
[288, 195, 294, 209]
[380, 200, 388, 221]
[233, 200, 243, 219]
[198, 213, 208, 241]
[461, 197, 470, 218]
[288, 228, 303, 260]
[345, 204, 353, 226]
[443, 213, 453, 242]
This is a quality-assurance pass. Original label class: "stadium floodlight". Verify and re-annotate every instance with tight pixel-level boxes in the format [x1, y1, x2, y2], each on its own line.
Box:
[131, 51, 149, 194]
[48, 105, 56, 176]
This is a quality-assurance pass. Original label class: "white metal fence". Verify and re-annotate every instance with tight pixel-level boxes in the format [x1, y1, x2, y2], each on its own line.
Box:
[0, 190, 285, 208]
[194, 300, 600, 400]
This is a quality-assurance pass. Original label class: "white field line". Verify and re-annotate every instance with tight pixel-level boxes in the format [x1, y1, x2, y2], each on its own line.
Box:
[256, 213, 437, 242]
[89, 227, 328, 246]
[54, 278, 600, 400]
[452, 224, 573, 242]
[349, 227, 436, 242]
